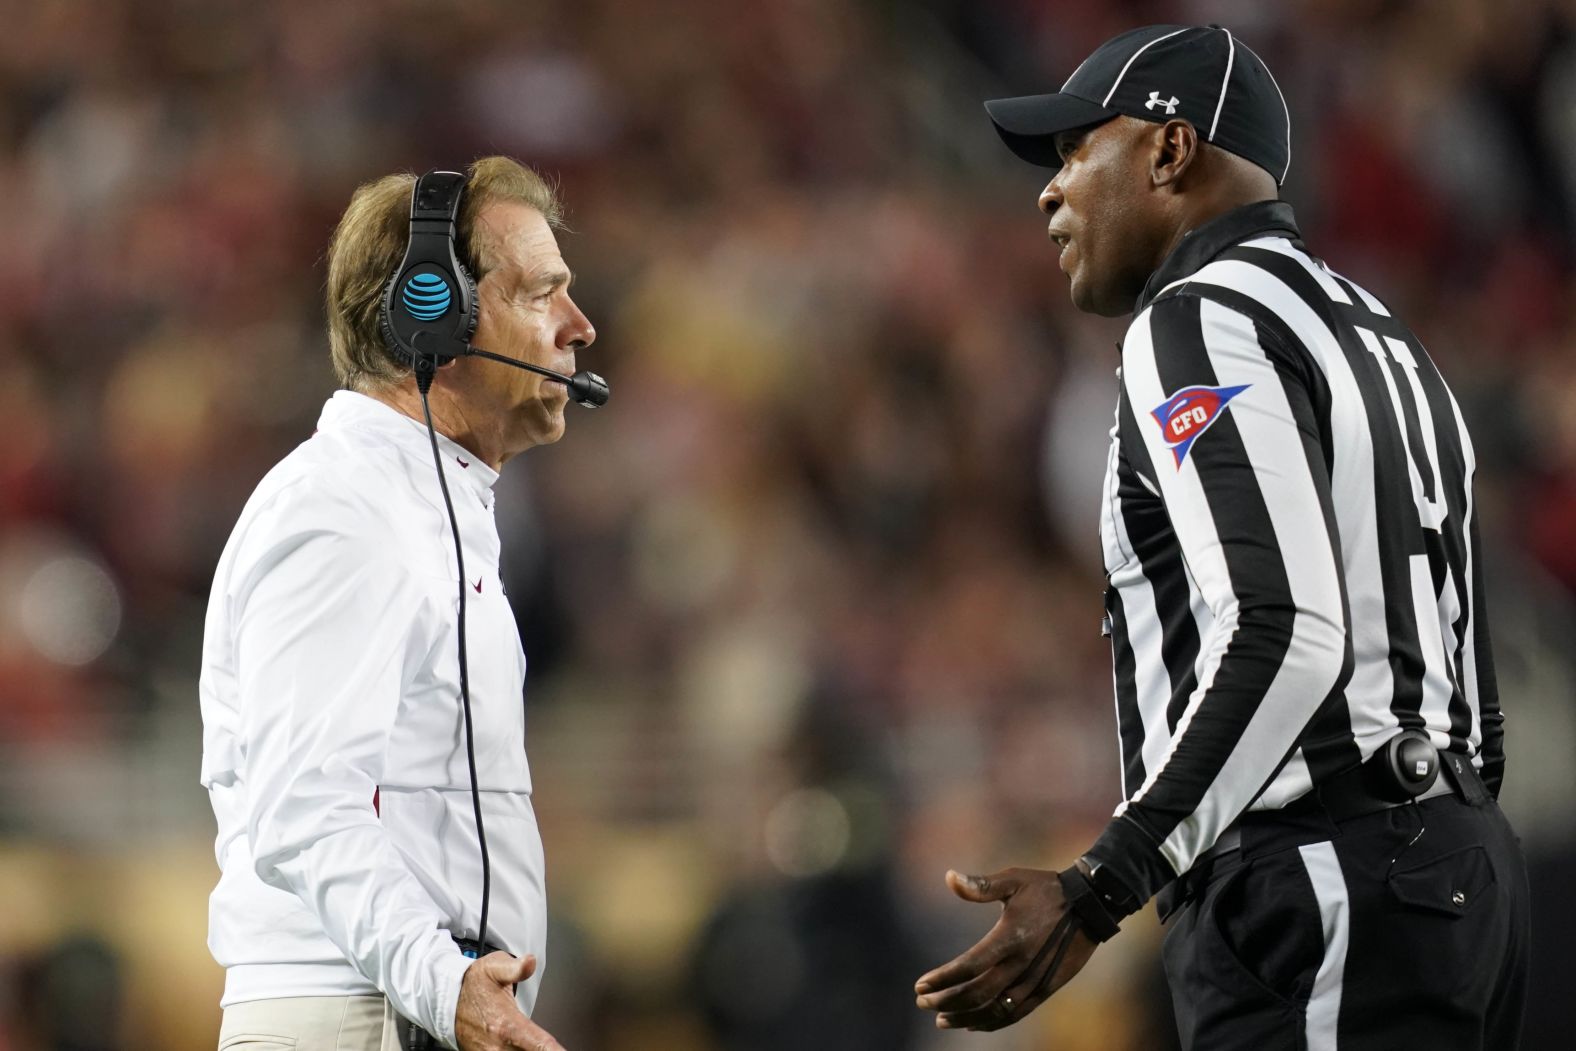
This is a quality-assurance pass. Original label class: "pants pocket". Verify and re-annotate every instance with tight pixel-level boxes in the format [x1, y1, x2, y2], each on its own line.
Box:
[1206, 852, 1324, 1009]
[218, 1037, 297, 1051]
[1164, 854, 1314, 1051]
[1387, 843, 1495, 918]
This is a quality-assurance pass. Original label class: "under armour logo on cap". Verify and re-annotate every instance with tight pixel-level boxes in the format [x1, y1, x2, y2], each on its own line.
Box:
[1145, 91, 1180, 114]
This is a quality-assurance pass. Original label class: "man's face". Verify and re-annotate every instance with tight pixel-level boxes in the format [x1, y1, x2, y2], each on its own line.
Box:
[463, 200, 596, 454]
[1039, 117, 1168, 317]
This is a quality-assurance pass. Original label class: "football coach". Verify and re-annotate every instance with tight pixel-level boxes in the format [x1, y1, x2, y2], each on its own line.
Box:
[915, 25, 1529, 1049]
[200, 157, 597, 1051]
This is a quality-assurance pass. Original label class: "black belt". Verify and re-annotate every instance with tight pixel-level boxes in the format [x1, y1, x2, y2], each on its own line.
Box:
[1156, 748, 1489, 921]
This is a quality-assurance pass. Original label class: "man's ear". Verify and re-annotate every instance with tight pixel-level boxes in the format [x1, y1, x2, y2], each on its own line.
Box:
[1152, 120, 1199, 189]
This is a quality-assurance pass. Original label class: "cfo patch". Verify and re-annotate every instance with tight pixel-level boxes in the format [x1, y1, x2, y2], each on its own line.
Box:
[1151, 384, 1250, 467]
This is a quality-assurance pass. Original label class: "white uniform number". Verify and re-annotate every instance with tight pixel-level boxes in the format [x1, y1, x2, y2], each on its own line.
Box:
[1355, 326, 1447, 533]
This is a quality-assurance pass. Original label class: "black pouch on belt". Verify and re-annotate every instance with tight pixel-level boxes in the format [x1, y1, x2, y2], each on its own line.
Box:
[1438, 748, 1491, 806]
[401, 1017, 436, 1051]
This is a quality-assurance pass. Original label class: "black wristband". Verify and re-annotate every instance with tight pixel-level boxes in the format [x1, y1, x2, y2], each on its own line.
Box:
[1057, 864, 1124, 943]
[1083, 853, 1143, 916]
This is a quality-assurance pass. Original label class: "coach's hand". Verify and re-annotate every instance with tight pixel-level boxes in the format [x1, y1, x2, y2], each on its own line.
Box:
[455, 952, 565, 1051]
[914, 867, 1097, 1031]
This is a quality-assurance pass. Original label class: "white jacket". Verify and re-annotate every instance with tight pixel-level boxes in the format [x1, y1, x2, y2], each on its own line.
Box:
[200, 391, 547, 1048]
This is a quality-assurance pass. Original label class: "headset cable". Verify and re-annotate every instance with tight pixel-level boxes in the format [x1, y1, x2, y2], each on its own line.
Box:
[415, 358, 492, 950]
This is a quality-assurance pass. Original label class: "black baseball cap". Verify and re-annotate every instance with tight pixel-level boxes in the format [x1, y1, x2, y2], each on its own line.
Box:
[985, 25, 1291, 185]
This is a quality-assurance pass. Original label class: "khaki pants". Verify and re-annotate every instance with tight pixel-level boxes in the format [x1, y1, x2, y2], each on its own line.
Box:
[218, 995, 413, 1051]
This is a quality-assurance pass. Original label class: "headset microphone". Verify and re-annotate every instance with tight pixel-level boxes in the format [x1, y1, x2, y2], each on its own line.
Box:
[411, 331, 610, 408]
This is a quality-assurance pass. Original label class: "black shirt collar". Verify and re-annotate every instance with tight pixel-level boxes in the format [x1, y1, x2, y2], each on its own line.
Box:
[1135, 200, 1301, 314]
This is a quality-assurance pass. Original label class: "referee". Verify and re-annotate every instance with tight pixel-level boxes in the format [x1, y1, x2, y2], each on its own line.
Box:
[914, 25, 1529, 1049]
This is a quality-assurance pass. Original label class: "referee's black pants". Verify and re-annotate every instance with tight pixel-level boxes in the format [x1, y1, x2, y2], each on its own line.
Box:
[1160, 793, 1529, 1050]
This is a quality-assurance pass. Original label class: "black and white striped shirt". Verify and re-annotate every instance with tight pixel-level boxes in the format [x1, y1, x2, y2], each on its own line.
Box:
[1086, 201, 1502, 907]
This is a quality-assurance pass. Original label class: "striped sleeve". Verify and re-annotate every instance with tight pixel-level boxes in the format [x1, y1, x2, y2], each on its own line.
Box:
[1470, 510, 1504, 796]
[1087, 292, 1350, 906]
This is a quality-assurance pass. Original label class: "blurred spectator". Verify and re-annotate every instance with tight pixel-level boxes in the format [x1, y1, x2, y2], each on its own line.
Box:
[692, 691, 921, 1051]
[7, 936, 126, 1051]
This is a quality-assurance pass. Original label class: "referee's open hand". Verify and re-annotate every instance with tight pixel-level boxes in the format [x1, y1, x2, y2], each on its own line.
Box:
[913, 867, 1098, 1031]
[455, 952, 566, 1051]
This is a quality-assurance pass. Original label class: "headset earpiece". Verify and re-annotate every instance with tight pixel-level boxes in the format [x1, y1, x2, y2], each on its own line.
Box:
[379, 171, 478, 377]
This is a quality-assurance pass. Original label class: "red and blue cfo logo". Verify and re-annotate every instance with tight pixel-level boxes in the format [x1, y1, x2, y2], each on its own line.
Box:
[1151, 383, 1250, 467]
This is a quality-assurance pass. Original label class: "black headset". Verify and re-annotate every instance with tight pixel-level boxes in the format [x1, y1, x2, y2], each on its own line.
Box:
[379, 169, 608, 405]
[377, 169, 609, 957]
[379, 171, 480, 384]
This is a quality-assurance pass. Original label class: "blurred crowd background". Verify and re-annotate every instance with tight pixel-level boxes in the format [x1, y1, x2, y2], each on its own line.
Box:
[2, 0, 1574, 1048]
